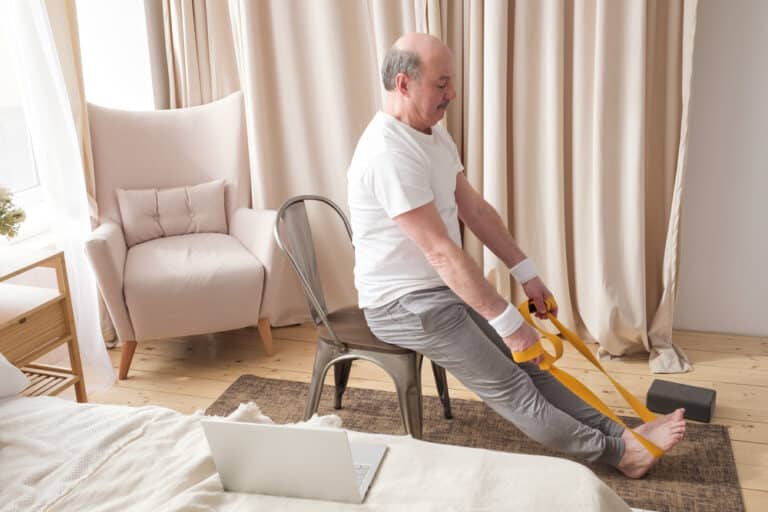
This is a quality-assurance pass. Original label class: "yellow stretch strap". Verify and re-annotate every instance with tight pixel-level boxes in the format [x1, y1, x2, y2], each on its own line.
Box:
[511, 342, 543, 363]
[514, 298, 664, 459]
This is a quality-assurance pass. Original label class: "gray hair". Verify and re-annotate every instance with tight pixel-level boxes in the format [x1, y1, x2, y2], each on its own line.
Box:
[381, 48, 421, 91]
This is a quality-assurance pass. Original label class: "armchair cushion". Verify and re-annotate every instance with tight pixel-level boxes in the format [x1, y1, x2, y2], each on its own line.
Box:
[117, 179, 227, 247]
[124, 233, 264, 341]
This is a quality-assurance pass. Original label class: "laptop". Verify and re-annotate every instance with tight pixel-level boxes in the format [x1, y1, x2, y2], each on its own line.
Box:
[201, 418, 387, 504]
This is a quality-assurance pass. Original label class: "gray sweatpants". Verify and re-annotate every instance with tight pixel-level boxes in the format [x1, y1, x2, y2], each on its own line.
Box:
[364, 286, 625, 466]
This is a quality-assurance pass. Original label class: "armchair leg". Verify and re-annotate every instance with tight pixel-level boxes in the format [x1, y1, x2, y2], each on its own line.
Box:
[119, 340, 137, 380]
[257, 318, 273, 355]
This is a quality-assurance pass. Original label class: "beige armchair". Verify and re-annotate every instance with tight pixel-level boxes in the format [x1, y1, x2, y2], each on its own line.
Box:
[85, 91, 306, 379]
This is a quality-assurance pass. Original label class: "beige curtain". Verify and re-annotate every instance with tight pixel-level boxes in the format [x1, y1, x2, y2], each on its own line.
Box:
[228, 0, 695, 372]
[162, 0, 239, 108]
[44, 0, 116, 344]
[647, 1, 698, 372]
[436, 0, 695, 372]
[228, 0, 432, 311]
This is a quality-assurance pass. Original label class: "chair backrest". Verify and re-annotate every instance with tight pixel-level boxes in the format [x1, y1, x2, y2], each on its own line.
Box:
[274, 196, 352, 340]
[88, 91, 250, 226]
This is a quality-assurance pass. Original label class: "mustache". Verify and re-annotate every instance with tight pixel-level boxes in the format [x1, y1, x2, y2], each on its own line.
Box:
[438, 101, 450, 110]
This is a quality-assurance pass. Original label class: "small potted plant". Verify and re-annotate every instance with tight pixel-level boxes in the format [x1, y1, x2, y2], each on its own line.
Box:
[0, 186, 26, 239]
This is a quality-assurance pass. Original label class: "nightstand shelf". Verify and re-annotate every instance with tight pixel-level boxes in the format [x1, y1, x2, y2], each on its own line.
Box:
[21, 363, 79, 397]
[0, 248, 87, 402]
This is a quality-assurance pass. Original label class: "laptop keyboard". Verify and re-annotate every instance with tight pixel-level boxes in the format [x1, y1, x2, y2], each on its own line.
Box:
[353, 463, 371, 486]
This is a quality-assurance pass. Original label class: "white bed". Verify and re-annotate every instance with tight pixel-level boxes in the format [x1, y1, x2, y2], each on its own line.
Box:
[0, 396, 631, 511]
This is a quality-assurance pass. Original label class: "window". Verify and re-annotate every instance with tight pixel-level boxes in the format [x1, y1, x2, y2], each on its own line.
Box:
[0, 106, 39, 193]
[0, 27, 49, 245]
[0, 1, 156, 247]
[76, 0, 155, 110]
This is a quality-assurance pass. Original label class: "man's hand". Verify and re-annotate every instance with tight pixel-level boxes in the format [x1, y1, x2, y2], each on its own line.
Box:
[522, 277, 558, 319]
[503, 322, 541, 364]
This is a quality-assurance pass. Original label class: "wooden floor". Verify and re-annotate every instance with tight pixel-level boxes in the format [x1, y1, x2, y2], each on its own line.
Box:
[91, 323, 768, 511]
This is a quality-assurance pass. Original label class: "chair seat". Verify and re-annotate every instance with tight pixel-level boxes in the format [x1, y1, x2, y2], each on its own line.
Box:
[124, 233, 264, 341]
[317, 306, 411, 354]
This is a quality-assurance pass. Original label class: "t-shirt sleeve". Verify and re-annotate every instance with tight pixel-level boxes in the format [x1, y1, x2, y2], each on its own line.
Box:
[366, 150, 433, 219]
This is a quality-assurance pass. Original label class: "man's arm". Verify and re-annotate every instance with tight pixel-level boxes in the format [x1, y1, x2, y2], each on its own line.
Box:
[454, 173, 557, 317]
[455, 172, 525, 268]
[393, 201, 540, 352]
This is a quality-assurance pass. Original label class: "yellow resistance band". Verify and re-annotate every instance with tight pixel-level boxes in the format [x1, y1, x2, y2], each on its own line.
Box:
[512, 297, 664, 459]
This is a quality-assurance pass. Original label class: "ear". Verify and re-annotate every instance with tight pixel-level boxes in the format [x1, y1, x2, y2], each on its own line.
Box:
[394, 73, 410, 97]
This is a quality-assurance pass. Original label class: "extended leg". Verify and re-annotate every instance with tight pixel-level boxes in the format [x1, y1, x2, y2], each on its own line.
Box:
[365, 291, 623, 465]
[466, 308, 624, 438]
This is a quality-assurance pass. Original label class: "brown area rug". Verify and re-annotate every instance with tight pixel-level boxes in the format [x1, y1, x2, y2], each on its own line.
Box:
[206, 374, 745, 512]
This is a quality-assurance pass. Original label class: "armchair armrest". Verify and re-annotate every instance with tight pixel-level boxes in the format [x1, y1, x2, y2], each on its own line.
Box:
[84, 222, 135, 341]
[230, 207, 308, 326]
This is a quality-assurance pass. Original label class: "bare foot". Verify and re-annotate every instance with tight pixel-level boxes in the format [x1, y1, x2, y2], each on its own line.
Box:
[617, 408, 686, 479]
[617, 431, 658, 478]
[635, 408, 686, 451]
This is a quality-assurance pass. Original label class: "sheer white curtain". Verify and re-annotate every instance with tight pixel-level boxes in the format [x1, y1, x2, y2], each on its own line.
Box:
[2, 0, 115, 391]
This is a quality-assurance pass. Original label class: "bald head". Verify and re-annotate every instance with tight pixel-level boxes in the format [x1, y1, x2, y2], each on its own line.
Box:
[381, 32, 451, 91]
[380, 32, 456, 132]
[394, 33, 449, 61]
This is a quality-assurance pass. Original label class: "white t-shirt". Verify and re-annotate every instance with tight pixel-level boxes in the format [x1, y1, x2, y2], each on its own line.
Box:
[347, 112, 464, 308]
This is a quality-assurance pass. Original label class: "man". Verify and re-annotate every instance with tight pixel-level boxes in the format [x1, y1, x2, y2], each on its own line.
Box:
[347, 32, 684, 478]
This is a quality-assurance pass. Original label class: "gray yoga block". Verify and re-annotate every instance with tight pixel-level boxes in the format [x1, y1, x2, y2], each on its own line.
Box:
[646, 379, 716, 423]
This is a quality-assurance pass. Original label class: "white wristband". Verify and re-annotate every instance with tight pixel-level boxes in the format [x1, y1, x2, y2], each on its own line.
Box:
[487, 303, 524, 338]
[510, 258, 538, 284]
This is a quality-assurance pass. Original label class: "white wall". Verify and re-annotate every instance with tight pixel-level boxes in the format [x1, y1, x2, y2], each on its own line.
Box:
[675, 0, 768, 336]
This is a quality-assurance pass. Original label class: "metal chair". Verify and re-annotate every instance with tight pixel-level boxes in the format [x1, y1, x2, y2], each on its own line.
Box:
[274, 195, 452, 438]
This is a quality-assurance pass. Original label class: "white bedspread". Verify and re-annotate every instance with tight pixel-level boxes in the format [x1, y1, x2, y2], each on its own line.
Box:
[0, 396, 630, 511]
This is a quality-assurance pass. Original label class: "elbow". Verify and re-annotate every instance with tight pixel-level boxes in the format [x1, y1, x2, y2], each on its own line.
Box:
[424, 241, 461, 271]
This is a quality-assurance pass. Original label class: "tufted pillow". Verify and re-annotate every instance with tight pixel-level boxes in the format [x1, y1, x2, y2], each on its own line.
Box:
[0, 352, 29, 399]
[116, 179, 227, 247]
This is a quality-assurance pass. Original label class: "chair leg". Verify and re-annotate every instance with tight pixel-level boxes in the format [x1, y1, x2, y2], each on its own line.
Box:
[119, 340, 137, 380]
[304, 341, 337, 420]
[388, 352, 423, 439]
[257, 318, 274, 355]
[333, 359, 353, 410]
[431, 361, 453, 419]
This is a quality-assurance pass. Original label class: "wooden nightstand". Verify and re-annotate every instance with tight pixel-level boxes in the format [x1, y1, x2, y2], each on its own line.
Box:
[0, 248, 87, 402]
